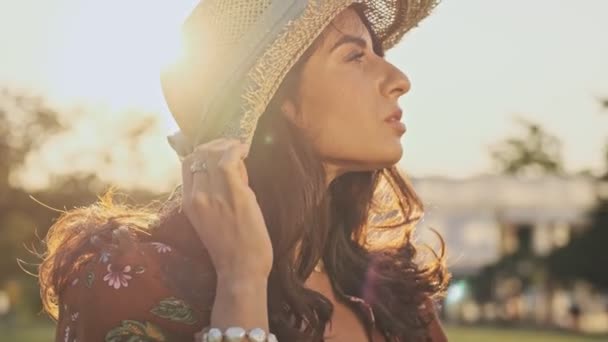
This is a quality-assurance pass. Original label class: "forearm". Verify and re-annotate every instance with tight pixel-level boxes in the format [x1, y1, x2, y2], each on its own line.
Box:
[210, 274, 270, 332]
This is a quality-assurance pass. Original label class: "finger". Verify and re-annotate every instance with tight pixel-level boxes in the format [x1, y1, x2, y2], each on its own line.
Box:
[189, 139, 243, 200]
[217, 143, 250, 188]
[190, 150, 212, 196]
[181, 153, 196, 201]
[193, 138, 240, 155]
[190, 138, 238, 181]
[191, 139, 239, 172]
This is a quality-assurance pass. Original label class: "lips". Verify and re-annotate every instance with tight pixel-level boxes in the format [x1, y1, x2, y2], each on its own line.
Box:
[384, 108, 406, 135]
[384, 109, 403, 122]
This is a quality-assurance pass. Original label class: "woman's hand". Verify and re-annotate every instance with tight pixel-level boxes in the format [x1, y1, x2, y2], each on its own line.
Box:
[181, 138, 273, 281]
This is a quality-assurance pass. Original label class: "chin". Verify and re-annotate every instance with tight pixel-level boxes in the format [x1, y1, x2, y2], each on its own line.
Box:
[371, 145, 403, 169]
[380, 155, 401, 168]
[385, 144, 404, 164]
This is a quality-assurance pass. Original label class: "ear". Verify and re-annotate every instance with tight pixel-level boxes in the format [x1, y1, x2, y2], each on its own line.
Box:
[280, 98, 306, 128]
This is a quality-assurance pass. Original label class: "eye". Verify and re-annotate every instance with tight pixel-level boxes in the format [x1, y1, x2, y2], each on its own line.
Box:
[348, 51, 365, 62]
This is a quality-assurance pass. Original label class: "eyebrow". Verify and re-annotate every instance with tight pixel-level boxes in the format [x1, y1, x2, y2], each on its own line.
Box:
[329, 34, 367, 53]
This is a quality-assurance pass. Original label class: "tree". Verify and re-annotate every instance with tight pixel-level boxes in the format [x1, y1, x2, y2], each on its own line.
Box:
[490, 118, 564, 177]
[546, 98, 608, 289]
[599, 96, 608, 112]
[0, 89, 164, 319]
[547, 183, 608, 289]
[473, 118, 566, 317]
[0, 90, 71, 287]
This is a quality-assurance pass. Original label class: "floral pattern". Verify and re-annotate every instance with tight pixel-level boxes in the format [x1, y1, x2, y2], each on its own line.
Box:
[150, 297, 198, 325]
[64, 325, 70, 342]
[86, 271, 95, 288]
[105, 320, 167, 342]
[103, 264, 132, 290]
[99, 251, 111, 264]
[151, 242, 172, 254]
[134, 265, 146, 274]
[52, 239, 376, 340]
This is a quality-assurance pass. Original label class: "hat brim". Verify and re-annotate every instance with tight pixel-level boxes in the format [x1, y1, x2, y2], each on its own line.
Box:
[161, 0, 439, 150]
[365, 0, 439, 51]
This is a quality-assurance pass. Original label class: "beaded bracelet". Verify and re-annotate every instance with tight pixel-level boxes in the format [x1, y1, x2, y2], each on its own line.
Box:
[201, 327, 278, 342]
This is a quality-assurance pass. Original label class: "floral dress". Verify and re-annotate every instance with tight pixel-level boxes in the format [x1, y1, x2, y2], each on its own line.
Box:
[53, 212, 384, 342]
[56, 238, 214, 341]
[51, 200, 221, 342]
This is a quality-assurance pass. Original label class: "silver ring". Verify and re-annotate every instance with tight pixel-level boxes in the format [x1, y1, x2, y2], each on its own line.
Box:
[190, 160, 209, 174]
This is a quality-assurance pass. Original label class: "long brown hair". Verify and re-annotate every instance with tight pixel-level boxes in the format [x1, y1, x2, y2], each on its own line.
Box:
[40, 4, 449, 341]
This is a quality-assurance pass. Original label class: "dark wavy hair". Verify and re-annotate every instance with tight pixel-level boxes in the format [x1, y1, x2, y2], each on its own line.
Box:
[39, 4, 449, 341]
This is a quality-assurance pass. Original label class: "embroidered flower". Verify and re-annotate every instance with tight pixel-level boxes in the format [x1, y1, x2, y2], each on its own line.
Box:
[64, 325, 70, 342]
[105, 320, 167, 341]
[86, 271, 95, 288]
[150, 297, 198, 325]
[151, 242, 172, 254]
[71, 312, 79, 322]
[134, 265, 146, 274]
[103, 264, 132, 290]
[99, 251, 111, 264]
[89, 235, 101, 245]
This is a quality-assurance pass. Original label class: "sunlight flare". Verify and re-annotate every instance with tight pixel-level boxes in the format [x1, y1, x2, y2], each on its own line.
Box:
[47, 1, 191, 113]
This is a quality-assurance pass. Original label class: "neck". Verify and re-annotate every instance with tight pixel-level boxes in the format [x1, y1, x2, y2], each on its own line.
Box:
[324, 163, 346, 188]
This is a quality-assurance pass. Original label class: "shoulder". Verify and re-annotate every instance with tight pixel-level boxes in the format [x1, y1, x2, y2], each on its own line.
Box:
[40, 191, 217, 341]
[53, 224, 216, 341]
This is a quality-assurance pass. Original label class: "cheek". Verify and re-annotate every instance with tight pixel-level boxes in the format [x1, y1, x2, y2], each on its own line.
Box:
[305, 84, 373, 139]
[305, 77, 369, 126]
[306, 98, 397, 161]
[297, 68, 402, 164]
[306, 77, 373, 122]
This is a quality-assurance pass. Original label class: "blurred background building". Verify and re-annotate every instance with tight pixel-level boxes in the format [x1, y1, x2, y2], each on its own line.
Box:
[414, 175, 608, 334]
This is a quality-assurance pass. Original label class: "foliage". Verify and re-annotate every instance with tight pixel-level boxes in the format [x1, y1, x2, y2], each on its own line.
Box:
[546, 192, 608, 289]
[0, 89, 164, 319]
[490, 118, 564, 177]
[545, 98, 608, 289]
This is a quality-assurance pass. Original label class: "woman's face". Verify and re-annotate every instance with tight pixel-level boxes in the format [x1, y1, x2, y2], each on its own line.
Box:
[281, 7, 411, 180]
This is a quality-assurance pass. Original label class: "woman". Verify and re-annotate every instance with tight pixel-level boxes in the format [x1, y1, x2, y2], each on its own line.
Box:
[39, 1, 450, 341]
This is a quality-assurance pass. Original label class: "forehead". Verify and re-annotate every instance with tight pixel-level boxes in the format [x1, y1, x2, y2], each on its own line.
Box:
[331, 7, 367, 33]
[318, 7, 371, 48]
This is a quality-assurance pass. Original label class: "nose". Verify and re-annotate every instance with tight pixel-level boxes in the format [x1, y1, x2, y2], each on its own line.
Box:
[382, 62, 411, 100]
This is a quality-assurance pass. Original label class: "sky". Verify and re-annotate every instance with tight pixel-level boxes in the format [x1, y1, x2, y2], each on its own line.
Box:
[0, 0, 607, 190]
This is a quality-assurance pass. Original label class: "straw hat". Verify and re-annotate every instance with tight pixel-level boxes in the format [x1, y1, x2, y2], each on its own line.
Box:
[162, 0, 439, 154]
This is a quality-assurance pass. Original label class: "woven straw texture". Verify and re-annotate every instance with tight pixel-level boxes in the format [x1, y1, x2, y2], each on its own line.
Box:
[162, 0, 439, 147]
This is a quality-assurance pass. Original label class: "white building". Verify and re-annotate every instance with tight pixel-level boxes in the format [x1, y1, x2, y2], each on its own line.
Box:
[411, 175, 599, 275]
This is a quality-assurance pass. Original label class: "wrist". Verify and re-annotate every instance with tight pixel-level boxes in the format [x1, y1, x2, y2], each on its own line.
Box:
[216, 274, 268, 296]
[216, 267, 270, 284]
[211, 275, 269, 331]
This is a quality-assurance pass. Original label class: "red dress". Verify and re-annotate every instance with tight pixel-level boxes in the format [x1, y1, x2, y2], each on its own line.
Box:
[52, 207, 382, 342]
[54, 207, 216, 341]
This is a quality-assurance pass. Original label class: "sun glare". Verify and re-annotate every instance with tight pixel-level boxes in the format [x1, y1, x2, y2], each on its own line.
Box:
[47, 1, 192, 115]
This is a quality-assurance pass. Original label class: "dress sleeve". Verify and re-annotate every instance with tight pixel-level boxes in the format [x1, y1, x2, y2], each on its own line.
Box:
[54, 235, 214, 342]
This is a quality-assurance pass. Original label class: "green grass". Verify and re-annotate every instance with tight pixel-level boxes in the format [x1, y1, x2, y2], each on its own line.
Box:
[446, 325, 606, 342]
[0, 322, 605, 342]
[0, 321, 55, 342]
